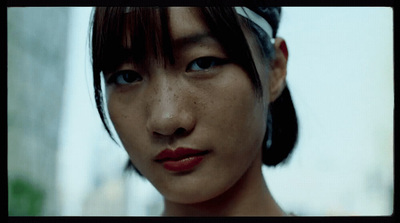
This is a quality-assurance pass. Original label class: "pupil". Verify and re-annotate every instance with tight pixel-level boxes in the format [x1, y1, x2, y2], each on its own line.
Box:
[198, 58, 213, 68]
[123, 73, 136, 82]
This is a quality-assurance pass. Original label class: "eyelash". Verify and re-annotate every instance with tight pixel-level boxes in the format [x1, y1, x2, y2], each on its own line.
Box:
[186, 57, 228, 72]
[107, 70, 143, 85]
[107, 57, 228, 86]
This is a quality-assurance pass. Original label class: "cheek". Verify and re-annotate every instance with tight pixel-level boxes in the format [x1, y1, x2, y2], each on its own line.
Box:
[107, 96, 136, 137]
[107, 94, 150, 166]
[204, 67, 266, 136]
[198, 66, 267, 168]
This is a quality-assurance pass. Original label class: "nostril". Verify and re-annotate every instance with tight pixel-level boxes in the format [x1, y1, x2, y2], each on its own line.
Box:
[152, 127, 189, 138]
[153, 131, 163, 137]
[174, 127, 188, 136]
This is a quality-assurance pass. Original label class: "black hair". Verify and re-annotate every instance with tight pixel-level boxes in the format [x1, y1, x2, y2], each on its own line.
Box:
[245, 7, 298, 166]
[90, 7, 298, 175]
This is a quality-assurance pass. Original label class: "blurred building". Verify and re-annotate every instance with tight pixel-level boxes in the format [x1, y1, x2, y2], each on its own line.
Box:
[7, 7, 70, 215]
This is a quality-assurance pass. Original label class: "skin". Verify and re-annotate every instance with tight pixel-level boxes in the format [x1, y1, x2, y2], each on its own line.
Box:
[105, 7, 289, 216]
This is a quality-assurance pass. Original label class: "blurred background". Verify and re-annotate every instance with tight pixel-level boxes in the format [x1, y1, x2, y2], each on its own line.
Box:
[7, 7, 393, 216]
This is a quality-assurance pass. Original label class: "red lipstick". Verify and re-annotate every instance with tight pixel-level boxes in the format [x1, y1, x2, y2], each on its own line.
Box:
[155, 148, 208, 172]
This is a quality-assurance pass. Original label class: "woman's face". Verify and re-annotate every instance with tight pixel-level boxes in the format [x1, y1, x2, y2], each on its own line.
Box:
[106, 7, 270, 204]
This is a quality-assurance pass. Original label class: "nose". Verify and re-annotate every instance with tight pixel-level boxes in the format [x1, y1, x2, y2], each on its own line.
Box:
[146, 79, 195, 138]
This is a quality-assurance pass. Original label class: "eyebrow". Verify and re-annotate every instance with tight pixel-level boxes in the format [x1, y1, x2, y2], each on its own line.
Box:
[112, 32, 219, 71]
[172, 32, 219, 51]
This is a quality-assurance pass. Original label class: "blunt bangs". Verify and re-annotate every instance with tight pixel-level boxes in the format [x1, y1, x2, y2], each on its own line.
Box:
[92, 7, 175, 74]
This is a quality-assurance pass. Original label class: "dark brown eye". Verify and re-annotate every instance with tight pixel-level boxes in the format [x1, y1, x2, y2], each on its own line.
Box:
[108, 70, 143, 85]
[186, 57, 227, 72]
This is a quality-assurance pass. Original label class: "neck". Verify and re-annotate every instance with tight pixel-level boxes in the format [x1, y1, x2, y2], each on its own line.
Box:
[162, 157, 286, 216]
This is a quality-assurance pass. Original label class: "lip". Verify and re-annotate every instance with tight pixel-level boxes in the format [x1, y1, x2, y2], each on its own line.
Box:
[155, 148, 209, 172]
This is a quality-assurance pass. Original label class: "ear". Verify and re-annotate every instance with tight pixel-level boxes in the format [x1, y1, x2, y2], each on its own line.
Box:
[269, 37, 289, 102]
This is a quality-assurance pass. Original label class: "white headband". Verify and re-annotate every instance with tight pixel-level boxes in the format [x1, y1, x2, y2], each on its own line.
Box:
[234, 7, 274, 42]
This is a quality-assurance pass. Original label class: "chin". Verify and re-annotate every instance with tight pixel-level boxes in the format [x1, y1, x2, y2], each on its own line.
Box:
[161, 186, 217, 204]
[160, 176, 236, 205]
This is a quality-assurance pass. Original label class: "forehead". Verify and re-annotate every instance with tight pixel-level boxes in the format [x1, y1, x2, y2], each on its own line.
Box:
[168, 7, 209, 39]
